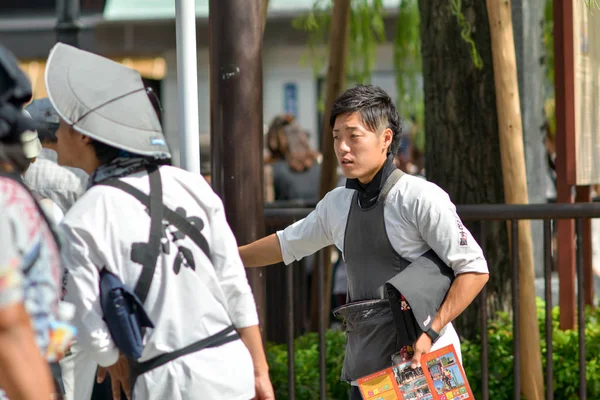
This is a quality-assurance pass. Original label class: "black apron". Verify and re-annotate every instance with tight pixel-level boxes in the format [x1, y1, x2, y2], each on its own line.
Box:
[333, 169, 421, 382]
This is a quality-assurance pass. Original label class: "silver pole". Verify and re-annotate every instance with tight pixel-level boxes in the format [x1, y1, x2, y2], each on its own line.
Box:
[175, 0, 201, 173]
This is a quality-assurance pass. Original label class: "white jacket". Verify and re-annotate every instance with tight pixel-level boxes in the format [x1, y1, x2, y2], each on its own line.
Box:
[60, 165, 258, 400]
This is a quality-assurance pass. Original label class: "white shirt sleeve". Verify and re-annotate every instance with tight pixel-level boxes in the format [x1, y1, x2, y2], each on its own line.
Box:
[407, 184, 489, 276]
[208, 194, 259, 329]
[276, 191, 335, 265]
[61, 224, 119, 368]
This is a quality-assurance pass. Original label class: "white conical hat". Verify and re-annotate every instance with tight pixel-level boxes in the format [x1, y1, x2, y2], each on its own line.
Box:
[45, 43, 171, 159]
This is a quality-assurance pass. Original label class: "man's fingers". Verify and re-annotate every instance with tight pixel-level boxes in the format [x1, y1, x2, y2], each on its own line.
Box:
[410, 349, 423, 369]
[123, 374, 132, 400]
[111, 376, 121, 400]
[96, 367, 107, 383]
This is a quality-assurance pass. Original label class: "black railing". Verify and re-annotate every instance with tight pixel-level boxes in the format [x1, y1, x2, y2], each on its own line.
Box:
[264, 202, 600, 400]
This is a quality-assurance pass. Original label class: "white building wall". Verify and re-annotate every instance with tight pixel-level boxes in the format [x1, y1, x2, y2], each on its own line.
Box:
[161, 42, 398, 167]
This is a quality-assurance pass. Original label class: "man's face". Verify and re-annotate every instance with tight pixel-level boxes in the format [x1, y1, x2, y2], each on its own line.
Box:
[332, 111, 392, 183]
[55, 119, 88, 169]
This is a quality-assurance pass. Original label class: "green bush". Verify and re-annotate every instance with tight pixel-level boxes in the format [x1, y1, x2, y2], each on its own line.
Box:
[266, 329, 349, 400]
[463, 298, 600, 399]
[266, 299, 600, 400]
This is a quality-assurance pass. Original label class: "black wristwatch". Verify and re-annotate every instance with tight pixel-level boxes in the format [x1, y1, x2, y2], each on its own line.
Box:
[425, 327, 440, 343]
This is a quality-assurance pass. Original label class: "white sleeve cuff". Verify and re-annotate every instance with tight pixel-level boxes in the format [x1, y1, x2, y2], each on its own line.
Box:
[276, 230, 296, 266]
[228, 292, 260, 329]
[453, 259, 489, 275]
[95, 344, 120, 367]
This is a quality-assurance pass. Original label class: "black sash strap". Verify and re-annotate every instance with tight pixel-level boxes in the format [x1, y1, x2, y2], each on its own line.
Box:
[130, 325, 240, 378]
[100, 174, 211, 264]
[128, 165, 163, 304]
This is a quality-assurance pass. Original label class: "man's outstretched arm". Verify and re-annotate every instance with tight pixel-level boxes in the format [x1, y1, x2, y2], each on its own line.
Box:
[238, 234, 283, 267]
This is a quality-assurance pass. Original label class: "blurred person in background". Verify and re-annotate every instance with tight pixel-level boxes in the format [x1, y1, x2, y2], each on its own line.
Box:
[0, 45, 62, 400]
[270, 121, 321, 204]
[264, 114, 295, 202]
[24, 98, 88, 220]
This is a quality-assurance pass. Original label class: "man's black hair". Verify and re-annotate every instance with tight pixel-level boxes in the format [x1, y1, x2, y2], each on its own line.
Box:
[90, 139, 172, 167]
[36, 121, 59, 143]
[90, 139, 122, 165]
[329, 84, 403, 155]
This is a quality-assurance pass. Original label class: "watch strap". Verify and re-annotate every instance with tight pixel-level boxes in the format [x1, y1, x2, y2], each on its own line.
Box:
[425, 327, 440, 343]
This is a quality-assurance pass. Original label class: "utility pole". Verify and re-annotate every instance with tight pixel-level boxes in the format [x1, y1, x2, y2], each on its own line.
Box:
[55, 0, 81, 47]
[208, 0, 267, 336]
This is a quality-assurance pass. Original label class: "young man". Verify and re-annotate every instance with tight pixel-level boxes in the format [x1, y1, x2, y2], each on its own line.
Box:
[46, 43, 273, 400]
[0, 45, 61, 400]
[239, 85, 489, 399]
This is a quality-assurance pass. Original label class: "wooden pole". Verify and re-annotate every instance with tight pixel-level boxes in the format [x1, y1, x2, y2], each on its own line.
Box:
[208, 0, 267, 337]
[554, 0, 577, 329]
[309, 0, 351, 331]
[486, 1, 544, 399]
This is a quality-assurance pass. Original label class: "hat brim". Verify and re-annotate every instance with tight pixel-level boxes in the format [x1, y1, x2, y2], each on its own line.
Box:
[45, 44, 171, 159]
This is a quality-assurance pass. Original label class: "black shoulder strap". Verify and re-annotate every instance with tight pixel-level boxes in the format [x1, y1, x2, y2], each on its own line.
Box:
[378, 168, 404, 203]
[100, 169, 211, 301]
[126, 165, 164, 304]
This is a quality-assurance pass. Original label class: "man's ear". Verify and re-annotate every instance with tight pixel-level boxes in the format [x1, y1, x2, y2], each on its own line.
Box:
[81, 134, 93, 145]
[382, 128, 393, 150]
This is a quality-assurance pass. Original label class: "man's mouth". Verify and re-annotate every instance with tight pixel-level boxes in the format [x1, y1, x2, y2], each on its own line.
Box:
[340, 159, 353, 165]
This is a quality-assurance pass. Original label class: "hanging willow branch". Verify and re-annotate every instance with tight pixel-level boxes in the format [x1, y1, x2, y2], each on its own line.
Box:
[583, 0, 600, 10]
[393, 0, 421, 115]
[449, 0, 483, 70]
[292, 0, 386, 85]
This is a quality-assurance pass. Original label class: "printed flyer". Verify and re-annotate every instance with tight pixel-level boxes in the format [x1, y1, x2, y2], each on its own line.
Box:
[357, 344, 473, 400]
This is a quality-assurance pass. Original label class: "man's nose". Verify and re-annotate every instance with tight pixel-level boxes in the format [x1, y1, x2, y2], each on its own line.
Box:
[337, 139, 350, 153]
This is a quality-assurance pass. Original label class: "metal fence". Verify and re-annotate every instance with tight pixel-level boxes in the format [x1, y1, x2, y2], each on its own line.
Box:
[264, 202, 600, 400]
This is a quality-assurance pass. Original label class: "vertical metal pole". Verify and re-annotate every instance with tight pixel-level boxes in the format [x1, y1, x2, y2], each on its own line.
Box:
[543, 219, 554, 400]
[55, 0, 81, 47]
[511, 219, 521, 400]
[208, 0, 266, 334]
[318, 250, 326, 400]
[287, 263, 296, 400]
[576, 218, 587, 400]
[478, 222, 489, 400]
[175, 0, 201, 174]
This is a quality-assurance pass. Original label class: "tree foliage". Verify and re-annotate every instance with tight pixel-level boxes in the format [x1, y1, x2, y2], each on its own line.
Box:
[292, 0, 387, 84]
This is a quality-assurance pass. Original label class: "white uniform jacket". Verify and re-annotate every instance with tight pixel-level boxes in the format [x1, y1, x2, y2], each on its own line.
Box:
[60, 165, 258, 400]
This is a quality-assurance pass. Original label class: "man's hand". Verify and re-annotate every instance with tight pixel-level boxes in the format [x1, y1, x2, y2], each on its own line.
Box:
[254, 372, 275, 400]
[410, 332, 433, 369]
[97, 354, 132, 400]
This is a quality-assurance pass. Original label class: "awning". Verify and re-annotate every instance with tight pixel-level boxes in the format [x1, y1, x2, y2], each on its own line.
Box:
[19, 57, 166, 99]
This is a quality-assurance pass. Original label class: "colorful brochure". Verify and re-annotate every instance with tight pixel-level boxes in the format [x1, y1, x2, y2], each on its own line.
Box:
[357, 344, 474, 400]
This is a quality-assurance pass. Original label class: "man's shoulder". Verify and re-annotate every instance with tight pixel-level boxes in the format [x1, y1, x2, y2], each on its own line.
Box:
[321, 186, 353, 206]
[26, 158, 88, 189]
[392, 174, 452, 205]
